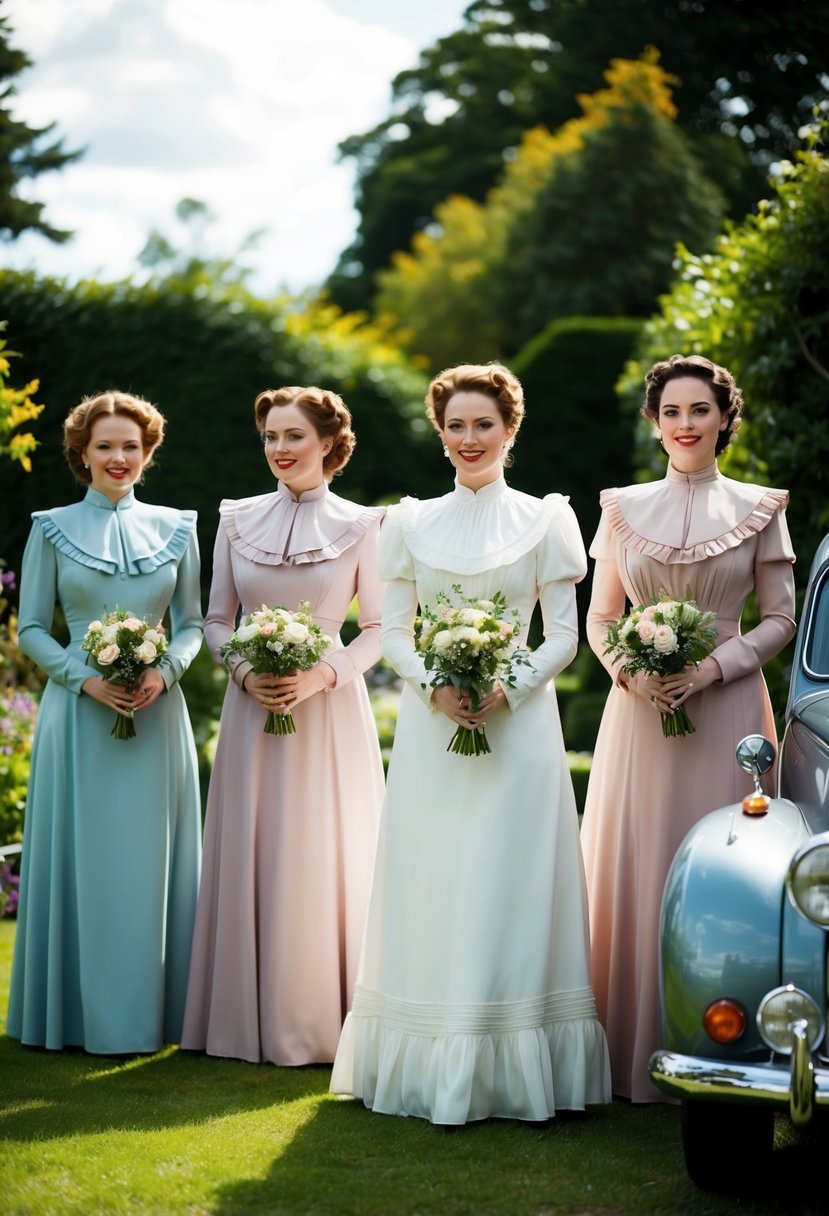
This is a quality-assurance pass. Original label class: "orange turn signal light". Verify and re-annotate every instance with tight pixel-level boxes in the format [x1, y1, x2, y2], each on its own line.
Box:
[703, 998, 747, 1044]
[742, 793, 769, 816]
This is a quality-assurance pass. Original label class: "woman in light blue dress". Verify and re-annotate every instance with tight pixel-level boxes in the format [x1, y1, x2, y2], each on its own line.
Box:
[7, 390, 203, 1054]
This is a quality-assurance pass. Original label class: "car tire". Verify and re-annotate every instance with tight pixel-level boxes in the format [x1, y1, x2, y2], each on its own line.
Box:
[681, 1099, 774, 1190]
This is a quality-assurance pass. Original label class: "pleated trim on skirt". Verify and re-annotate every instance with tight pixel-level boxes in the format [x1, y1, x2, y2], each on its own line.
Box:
[331, 984, 611, 1125]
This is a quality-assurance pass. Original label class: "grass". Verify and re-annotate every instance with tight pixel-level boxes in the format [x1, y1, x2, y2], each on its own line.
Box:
[1, 921, 827, 1215]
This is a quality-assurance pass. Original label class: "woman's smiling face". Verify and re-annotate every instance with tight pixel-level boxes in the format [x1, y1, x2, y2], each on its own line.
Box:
[439, 391, 514, 489]
[657, 377, 728, 472]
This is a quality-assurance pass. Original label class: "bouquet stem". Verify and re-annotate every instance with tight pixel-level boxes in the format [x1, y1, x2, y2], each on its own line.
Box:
[112, 710, 137, 741]
[447, 724, 491, 756]
[265, 709, 296, 736]
[661, 706, 695, 738]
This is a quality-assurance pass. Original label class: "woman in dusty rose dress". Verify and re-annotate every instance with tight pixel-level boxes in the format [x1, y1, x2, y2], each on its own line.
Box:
[580, 354, 796, 1102]
[182, 386, 384, 1065]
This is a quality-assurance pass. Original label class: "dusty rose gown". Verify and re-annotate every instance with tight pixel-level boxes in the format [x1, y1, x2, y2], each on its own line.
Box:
[580, 462, 796, 1101]
[181, 480, 385, 1065]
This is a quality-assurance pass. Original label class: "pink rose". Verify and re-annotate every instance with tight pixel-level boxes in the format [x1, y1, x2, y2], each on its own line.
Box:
[123, 617, 144, 632]
[97, 643, 120, 664]
[637, 620, 656, 644]
[260, 623, 275, 637]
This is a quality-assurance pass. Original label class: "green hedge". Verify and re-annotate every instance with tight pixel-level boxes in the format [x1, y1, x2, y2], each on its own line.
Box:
[0, 272, 439, 590]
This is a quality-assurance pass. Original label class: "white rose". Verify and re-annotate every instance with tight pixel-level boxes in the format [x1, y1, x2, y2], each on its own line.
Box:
[102, 624, 119, 643]
[678, 601, 700, 628]
[458, 607, 486, 628]
[123, 616, 144, 632]
[143, 628, 163, 646]
[283, 621, 310, 644]
[234, 622, 261, 643]
[135, 640, 158, 663]
[618, 616, 637, 640]
[432, 630, 454, 652]
[88, 620, 103, 633]
[97, 643, 120, 665]
[653, 624, 679, 655]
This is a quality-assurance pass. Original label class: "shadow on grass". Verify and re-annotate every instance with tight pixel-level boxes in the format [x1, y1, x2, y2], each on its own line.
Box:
[211, 1098, 829, 1216]
[0, 1033, 330, 1142]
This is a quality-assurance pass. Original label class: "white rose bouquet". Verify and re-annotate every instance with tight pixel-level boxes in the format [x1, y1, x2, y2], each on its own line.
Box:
[81, 609, 169, 740]
[220, 601, 332, 736]
[603, 592, 717, 738]
[415, 585, 531, 757]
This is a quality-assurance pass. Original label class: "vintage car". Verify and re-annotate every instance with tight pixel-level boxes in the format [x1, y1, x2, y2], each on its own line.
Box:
[649, 532, 829, 1188]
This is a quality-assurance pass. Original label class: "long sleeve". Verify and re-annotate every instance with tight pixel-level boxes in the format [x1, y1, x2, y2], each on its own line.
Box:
[322, 517, 383, 689]
[17, 522, 91, 695]
[381, 576, 435, 709]
[711, 510, 797, 684]
[158, 529, 203, 688]
[586, 527, 629, 685]
[204, 522, 250, 688]
[503, 501, 586, 709]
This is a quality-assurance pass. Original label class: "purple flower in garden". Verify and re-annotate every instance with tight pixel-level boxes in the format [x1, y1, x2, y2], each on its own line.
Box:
[0, 570, 16, 591]
[0, 862, 19, 918]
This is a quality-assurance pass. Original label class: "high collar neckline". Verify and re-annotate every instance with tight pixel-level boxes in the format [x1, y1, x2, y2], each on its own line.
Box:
[276, 478, 329, 505]
[665, 460, 719, 486]
[452, 474, 508, 503]
[85, 486, 136, 511]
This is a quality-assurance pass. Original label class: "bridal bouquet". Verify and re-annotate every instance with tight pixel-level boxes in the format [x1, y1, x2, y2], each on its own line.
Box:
[603, 592, 717, 738]
[221, 602, 332, 736]
[81, 609, 168, 740]
[415, 585, 531, 757]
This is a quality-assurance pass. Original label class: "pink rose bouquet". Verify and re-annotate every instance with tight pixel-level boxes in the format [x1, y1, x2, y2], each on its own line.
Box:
[81, 609, 168, 740]
[604, 592, 717, 738]
[415, 585, 531, 757]
[220, 601, 332, 736]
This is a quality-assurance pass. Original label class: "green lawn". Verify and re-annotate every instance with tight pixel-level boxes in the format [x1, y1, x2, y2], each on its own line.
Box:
[0, 919, 826, 1215]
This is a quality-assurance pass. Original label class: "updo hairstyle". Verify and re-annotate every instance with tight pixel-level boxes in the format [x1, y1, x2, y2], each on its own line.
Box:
[63, 390, 166, 484]
[425, 363, 525, 465]
[254, 385, 356, 478]
[642, 354, 742, 455]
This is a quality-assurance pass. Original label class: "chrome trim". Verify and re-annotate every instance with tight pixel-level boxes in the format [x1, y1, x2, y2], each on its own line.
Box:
[649, 1049, 829, 1122]
[801, 562, 829, 682]
[791, 1019, 816, 1126]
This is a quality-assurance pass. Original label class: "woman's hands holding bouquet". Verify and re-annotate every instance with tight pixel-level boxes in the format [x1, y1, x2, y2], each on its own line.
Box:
[83, 666, 166, 714]
[432, 682, 507, 728]
[243, 664, 334, 712]
[623, 655, 722, 714]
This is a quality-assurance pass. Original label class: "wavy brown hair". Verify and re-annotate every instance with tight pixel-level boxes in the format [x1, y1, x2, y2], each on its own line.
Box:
[254, 385, 356, 478]
[642, 354, 743, 455]
[425, 363, 524, 465]
[63, 390, 166, 484]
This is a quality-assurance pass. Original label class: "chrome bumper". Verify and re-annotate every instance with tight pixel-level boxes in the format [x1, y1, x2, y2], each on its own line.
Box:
[650, 1031, 829, 1126]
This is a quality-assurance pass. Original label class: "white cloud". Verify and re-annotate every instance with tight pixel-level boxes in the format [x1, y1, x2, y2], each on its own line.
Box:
[2, 0, 467, 293]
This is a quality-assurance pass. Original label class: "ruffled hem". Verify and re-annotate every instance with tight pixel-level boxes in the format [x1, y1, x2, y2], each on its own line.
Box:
[600, 485, 789, 565]
[331, 987, 611, 1124]
[395, 491, 571, 576]
[34, 508, 197, 576]
[220, 495, 383, 566]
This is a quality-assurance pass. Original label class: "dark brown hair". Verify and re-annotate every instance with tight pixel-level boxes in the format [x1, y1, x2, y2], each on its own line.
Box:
[254, 385, 356, 478]
[63, 390, 166, 484]
[642, 354, 742, 455]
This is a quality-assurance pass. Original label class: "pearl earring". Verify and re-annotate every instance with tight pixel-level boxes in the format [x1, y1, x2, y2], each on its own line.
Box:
[442, 445, 449, 457]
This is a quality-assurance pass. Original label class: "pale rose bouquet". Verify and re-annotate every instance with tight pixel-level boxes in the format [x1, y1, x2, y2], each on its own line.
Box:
[81, 609, 168, 740]
[220, 601, 332, 736]
[415, 585, 532, 757]
[603, 592, 717, 738]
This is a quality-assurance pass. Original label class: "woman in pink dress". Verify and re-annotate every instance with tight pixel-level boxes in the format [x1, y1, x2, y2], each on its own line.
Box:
[182, 386, 385, 1065]
[580, 354, 796, 1102]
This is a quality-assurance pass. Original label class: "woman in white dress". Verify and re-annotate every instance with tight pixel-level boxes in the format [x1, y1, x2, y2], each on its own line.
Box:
[331, 363, 610, 1124]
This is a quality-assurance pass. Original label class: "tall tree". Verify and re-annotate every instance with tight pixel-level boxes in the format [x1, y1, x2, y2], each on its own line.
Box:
[0, 3, 81, 243]
[375, 55, 726, 368]
[328, 0, 828, 311]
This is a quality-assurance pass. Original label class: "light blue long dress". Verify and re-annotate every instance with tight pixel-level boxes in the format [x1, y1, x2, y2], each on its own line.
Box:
[6, 487, 203, 1054]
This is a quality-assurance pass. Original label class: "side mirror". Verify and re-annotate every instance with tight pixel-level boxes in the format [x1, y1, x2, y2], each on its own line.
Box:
[736, 735, 775, 816]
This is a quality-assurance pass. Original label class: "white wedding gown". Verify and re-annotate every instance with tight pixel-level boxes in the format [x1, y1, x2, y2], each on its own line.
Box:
[330, 476, 610, 1123]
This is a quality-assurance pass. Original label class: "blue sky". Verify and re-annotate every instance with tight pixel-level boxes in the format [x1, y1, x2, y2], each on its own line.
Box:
[2, 0, 469, 293]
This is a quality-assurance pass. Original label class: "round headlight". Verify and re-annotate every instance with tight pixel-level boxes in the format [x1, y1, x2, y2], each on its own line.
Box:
[787, 841, 829, 926]
[756, 985, 823, 1054]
